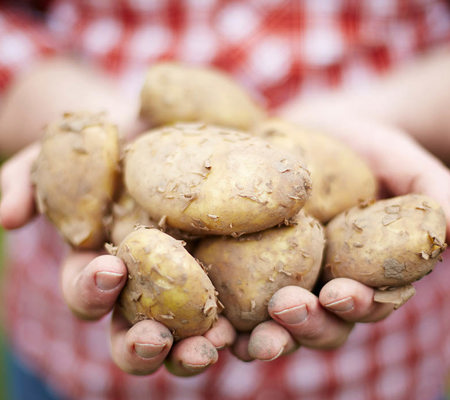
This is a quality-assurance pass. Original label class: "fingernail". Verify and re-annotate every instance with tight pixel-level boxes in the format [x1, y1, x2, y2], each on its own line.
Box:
[181, 362, 211, 372]
[273, 304, 308, 325]
[325, 297, 354, 312]
[134, 343, 166, 359]
[261, 347, 284, 362]
[95, 271, 124, 291]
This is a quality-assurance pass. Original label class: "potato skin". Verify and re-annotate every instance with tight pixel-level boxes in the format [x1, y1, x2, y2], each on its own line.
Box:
[324, 194, 447, 287]
[124, 123, 312, 236]
[254, 119, 377, 223]
[194, 211, 325, 332]
[108, 191, 157, 246]
[107, 191, 200, 250]
[140, 63, 265, 130]
[116, 228, 218, 340]
[32, 112, 120, 249]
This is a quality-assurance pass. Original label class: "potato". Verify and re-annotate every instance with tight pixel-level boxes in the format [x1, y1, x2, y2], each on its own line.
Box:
[140, 62, 265, 130]
[124, 123, 312, 236]
[194, 211, 325, 331]
[115, 227, 218, 340]
[107, 191, 157, 246]
[254, 118, 377, 222]
[324, 194, 447, 287]
[107, 190, 200, 250]
[32, 112, 120, 249]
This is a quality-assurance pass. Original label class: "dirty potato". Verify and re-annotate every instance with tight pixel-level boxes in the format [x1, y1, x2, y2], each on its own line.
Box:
[107, 191, 157, 246]
[107, 190, 199, 248]
[254, 118, 377, 223]
[324, 194, 447, 287]
[140, 62, 265, 130]
[114, 227, 218, 340]
[194, 211, 325, 332]
[124, 123, 312, 236]
[32, 112, 120, 249]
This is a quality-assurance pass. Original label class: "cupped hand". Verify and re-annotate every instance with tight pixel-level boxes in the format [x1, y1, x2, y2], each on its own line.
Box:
[61, 251, 236, 377]
[0, 143, 236, 377]
[236, 102, 450, 362]
[3, 106, 449, 371]
[234, 280, 395, 361]
[280, 103, 450, 237]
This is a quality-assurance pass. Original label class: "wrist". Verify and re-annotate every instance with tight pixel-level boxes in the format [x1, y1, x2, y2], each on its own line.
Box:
[0, 57, 142, 156]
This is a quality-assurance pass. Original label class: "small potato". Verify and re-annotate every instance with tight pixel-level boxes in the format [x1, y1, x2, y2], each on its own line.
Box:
[32, 112, 120, 249]
[324, 194, 447, 287]
[140, 62, 265, 130]
[254, 119, 378, 223]
[194, 211, 325, 332]
[107, 191, 157, 246]
[115, 228, 218, 340]
[124, 123, 311, 236]
[107, 191, 199, 248]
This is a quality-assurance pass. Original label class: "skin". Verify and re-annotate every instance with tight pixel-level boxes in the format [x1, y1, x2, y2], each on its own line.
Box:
[280, 46, 450, 167]
[0, 58, 143, 156]
[1, 50, 450, 374]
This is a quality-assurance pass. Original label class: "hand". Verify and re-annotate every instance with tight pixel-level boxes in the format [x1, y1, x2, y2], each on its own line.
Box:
[280, 104, 450, 237]
[61, 251, 236, 376]
[232, 281, 394, 361]
[0, 144, 236, 377]
[3, 106, 449, 369]
[232, 104, 450, 362]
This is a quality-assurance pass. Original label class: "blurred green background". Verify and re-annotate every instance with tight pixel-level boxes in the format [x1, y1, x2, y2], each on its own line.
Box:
[0, 225, 10, 400]
[0, 153, 10, 399]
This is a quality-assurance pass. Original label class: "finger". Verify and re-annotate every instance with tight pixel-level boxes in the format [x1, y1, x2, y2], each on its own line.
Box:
[0, 143, 40, 229]
[319, 278, 395, 323]
[230, 333, 253, 362]
[269, 286, 353, 349]
[165, 336, 219, 377]
[203, 316, 236, 350]
[61, 252, 127, 320]
[110, 309, 173, 375]
[248, 320, 298, 361]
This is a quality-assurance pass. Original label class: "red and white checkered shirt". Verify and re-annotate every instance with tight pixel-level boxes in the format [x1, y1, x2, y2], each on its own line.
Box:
[2, 1, 450, 399]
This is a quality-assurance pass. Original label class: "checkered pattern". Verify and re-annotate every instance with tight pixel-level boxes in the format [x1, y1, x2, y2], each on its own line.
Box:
[2, 0, 450, 105]
[1, 1, 450, 399]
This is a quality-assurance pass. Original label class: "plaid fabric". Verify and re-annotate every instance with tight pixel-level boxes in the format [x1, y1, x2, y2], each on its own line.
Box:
[2, 1, 450, 399]
[0, 7, 57, 91]
[2, 0, 450, 105]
